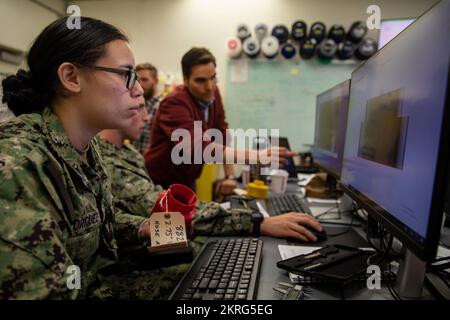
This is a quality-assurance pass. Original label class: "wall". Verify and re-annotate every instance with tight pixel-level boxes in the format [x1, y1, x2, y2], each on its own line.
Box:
[0, 0, 65, 74]
[69, 0, 438, 91]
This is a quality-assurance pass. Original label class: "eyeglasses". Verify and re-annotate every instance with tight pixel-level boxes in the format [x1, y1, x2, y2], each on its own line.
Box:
[78, 65, 139, 90]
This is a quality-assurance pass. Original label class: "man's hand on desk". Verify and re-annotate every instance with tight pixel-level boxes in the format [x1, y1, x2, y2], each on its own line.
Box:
[260, 213, 323, 242]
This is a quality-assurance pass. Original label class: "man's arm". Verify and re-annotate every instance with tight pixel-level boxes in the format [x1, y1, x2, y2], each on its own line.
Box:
[220, 164, 237, 196]
[193, 201, 252, 236]
[223, 164, 235, 177]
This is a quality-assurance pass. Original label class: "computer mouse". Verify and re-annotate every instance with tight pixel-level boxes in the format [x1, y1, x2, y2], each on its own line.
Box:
[305, 226, 328, 241]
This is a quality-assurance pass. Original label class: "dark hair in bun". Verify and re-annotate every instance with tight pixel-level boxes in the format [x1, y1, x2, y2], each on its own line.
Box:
[2, 69, 44, 116]
[2, 16, 128, 116]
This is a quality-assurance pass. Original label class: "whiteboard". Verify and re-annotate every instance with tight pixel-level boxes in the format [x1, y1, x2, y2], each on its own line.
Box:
[225, 59, 358, 152]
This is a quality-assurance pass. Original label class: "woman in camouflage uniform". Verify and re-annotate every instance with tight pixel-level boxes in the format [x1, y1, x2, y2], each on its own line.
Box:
[0, 17, 150, 299]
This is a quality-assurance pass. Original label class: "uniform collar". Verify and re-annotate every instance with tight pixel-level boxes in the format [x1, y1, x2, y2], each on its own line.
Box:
[42, 107, 106, 188]
[97, 136, 146, 172]
[42, 107, 82, 164]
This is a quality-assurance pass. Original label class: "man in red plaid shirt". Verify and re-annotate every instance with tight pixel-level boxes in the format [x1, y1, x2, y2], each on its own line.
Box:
[134, 63, 163, 154]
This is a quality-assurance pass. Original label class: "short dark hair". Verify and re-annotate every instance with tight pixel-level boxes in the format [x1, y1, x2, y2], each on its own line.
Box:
[2, 16, 128, 116]
[181, 47, 216, 79]
[136, 63, 158, 79]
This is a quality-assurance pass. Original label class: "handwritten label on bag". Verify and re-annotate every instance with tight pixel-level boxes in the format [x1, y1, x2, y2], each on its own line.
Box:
[148, 212, 188, 252]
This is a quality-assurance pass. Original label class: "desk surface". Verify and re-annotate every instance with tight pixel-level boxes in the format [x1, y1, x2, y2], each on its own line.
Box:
[255, 235, 395, 300]
[212, 180, 449, 300]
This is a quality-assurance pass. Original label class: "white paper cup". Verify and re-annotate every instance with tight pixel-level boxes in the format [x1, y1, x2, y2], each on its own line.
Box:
[270, 169, 289, 193]
[241, 165, 250, 187]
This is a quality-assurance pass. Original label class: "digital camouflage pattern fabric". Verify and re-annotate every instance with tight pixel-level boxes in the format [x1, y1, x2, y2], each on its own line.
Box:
[0, 108, 125, 299]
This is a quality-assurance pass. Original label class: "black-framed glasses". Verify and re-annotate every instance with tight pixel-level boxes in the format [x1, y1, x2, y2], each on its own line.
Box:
[78, 65, 139, 90]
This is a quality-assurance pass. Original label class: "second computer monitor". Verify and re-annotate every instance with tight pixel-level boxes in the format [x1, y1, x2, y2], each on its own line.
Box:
[378, 18, 415, 49]
[313, 79, 350, 178]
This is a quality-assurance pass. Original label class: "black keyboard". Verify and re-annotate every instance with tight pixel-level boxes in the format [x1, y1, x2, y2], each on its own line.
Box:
[268, 194, 312, 215]
[170, 238, 263, 300]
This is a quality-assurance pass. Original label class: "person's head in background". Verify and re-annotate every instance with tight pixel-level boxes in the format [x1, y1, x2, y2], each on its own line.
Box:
[182, 47, 217, 103]
[123, 96, 148, 141]
[98, 95, 148, 147]
[136, 63, 159, 100]
[2, 16, 143, 138]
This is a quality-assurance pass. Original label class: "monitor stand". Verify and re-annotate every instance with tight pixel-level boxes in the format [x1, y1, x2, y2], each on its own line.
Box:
[324, 174, 343, 199]
[339, 193, 354, 213]
[396, 248, 427, 298]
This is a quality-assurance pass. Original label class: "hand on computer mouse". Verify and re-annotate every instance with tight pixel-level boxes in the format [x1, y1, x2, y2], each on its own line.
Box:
[303, 225, 328, 241]
[260, 212, 323, 242]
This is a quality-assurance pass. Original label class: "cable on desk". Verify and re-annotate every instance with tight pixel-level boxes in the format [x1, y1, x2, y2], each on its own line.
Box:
[362, 221, 405, 300]
[320, 221, 363, 227]
[325, 202, 358, 238]
[327, 214, 356, 238]
[314, 188, 344, 220]
[316, 208, 355, 219]
[315, 206, 340, 219]
[317, 198, 359, 220]
[365, 217, 385, 255]
[365, 218, 403, 262]
[367, 234, 394, 266]
[385, 245, 402, 300]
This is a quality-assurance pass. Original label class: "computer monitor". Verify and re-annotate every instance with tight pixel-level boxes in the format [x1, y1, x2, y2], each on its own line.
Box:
[341, 0, 450, 297]
[313, 79, 350, 179]
[378, 18, 415, 49]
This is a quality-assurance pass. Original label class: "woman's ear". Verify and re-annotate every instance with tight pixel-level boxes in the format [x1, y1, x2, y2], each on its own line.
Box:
[57, 62, 82, 95]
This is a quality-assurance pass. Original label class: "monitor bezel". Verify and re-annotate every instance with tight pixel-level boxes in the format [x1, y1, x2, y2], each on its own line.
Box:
[313, 79, 351, 180]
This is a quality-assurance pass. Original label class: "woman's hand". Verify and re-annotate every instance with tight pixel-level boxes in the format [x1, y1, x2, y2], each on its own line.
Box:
[138, 219, 151, 242]
[260, 212, 323, 242]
